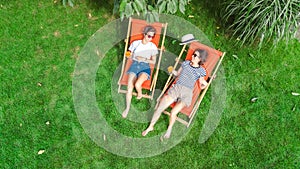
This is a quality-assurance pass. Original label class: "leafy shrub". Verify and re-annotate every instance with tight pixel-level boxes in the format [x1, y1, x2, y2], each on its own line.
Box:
[116, 0, 190, 22]
[222, 0, 300, 47]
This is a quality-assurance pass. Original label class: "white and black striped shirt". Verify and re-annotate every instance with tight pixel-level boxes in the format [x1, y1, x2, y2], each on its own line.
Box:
[177, 61, 206, 89]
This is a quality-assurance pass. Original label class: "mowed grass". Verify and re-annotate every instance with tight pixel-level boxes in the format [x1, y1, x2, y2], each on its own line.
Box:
[1, 0, 300, 168]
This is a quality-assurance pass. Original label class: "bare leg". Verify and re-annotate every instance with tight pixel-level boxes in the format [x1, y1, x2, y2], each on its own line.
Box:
[142, 95, 175, 136]
[122, 74, 136, 118]
[163, 101, 186, 139]
[135, 73, 148, 99]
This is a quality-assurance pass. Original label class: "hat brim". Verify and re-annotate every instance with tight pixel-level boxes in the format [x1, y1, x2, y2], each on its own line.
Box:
[179, 39, 199, 45]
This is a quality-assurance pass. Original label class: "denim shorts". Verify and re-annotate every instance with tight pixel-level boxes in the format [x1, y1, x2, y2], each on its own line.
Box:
[127, 60, 151, 79]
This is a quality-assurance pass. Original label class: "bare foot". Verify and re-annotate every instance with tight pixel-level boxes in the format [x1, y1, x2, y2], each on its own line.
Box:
[122, 109, 129, 118]
[142, 127, 153, 136]
[160, 134, 170, 142]
[163, 130, 171, 139]
[136, 93, 142, 100]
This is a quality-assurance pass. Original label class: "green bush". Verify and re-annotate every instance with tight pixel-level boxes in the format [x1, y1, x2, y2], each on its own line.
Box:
[222, 0, 300, 47]
[116, 0, 190, 22]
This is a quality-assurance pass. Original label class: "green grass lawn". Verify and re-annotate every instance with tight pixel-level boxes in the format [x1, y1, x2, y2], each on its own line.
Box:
[1, 0, 300, 168]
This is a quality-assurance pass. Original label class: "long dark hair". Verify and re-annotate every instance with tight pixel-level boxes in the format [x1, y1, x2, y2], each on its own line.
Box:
[194, 49, 208, 65]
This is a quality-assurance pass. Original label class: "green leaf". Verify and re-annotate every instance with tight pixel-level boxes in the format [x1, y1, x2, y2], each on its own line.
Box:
[152, 11, 159, 22]
[119, 0, 127, 13]
[68, 0, 74, 7]
[179, 0, 185, 14]
[120, 12, 125, 21]
[62, 0, 66, 6]
[148, 5, 154, 11]
[149, 13, 155, 23]
[125, 2, 133, 17]
[171, 0, 177, 13]
[167, 0, 173, 13]
[166, 0, 178, 14]
[113, 0, 120, 14]
[132, 2, 140, 16]
[143, 7, 148, 17]
[145, 12, 155, 23]
[134, 0, 144, 11]
[141, 0, 147, 8]
[146, 12, 151, 22]
[157, 0, 164, 5]
[158, 1, 167, 13]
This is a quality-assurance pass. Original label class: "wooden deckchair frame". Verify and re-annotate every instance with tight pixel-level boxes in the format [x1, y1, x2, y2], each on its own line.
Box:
[158, 42, 225, 127]
[118, 17, 168, 100]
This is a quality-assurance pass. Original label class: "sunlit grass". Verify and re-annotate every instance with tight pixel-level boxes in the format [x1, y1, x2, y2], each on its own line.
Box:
[1, 0, 299, 168]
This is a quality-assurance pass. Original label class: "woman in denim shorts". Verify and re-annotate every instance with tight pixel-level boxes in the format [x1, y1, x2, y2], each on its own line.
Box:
[122, 25, 158, 118]
[142, 49, 208, 139]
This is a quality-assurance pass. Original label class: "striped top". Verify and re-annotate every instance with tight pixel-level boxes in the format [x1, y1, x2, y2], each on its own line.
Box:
[176, 61, 207, 89]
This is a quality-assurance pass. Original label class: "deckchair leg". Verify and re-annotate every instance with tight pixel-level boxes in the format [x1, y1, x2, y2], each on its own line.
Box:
[163, 111, 189, 126]
[118, 84, 121, 93]
[118, 17, 132, 88]
[118, 89, 153, 99]
[187, 104, 199, 127]
[150, 23, 168, 99]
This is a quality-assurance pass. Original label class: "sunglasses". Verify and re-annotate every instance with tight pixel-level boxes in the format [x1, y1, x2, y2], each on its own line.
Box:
[145, 34, 155, 39]
[192, 53, 200, 58]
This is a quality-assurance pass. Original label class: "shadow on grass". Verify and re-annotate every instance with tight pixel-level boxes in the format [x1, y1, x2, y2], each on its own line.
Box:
[194, 0, 236, 29]
[85, 0, 115, 11]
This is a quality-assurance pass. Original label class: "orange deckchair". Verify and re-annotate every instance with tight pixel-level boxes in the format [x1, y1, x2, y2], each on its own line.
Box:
[157, 41, 225, 127]
[118, 18, 168, 100]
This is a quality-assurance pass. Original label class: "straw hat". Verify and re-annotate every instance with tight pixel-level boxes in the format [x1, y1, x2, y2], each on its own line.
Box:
[179, 34, 198, 45]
